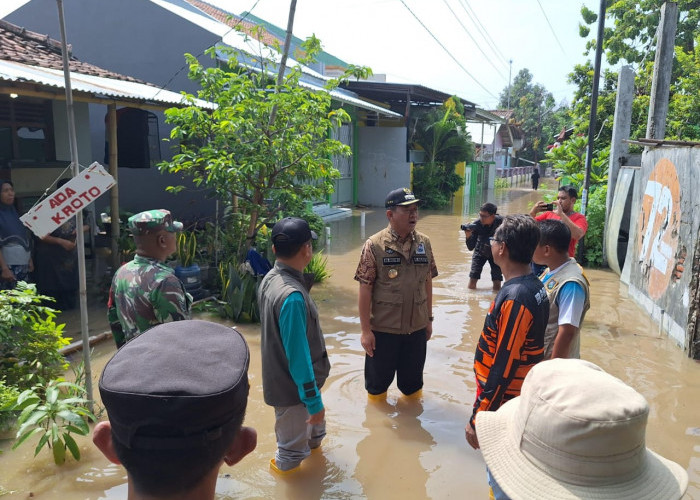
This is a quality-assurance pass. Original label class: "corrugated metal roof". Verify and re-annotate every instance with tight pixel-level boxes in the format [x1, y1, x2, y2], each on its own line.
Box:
[297, 80, 402, 118]
[0, 59, 215, 109]
[233, 57, 401, 118]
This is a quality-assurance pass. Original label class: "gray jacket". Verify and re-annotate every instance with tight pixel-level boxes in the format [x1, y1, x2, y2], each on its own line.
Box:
[258, 261, 330, 407]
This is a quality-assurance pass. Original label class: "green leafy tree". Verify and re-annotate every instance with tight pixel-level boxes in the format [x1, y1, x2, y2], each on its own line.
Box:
[580, 0, 699, 65]
[412, 97, 474, 208]
[576, 2, 700, 141]
[160, 38, 369, 259]
[541, 135, 609, 189]
[668, 37, 700, 139]
[567, 62, 621, 148]
[498, 68, 568, 162]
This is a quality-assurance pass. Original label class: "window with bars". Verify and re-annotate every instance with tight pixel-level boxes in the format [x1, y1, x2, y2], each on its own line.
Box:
[0, 97, 55, 166]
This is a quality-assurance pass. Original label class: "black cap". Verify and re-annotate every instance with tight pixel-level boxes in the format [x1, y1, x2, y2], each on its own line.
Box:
[271, 217, 318, 246]
[99, 320, 250, 450]
[385, 188, 420, 208]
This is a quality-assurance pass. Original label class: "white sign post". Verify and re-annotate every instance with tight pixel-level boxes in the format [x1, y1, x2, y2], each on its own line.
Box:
[21, 162, 116, 238]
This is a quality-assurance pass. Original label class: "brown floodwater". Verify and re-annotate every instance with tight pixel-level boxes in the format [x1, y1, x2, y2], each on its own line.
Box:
[1, 181, 699, 499]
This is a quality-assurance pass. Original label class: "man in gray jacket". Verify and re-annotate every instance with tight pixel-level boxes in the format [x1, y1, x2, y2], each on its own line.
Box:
[258, 217, 330, 474]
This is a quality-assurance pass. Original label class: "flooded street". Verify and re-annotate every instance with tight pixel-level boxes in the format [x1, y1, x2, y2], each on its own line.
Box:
[1, 182, 699, 499]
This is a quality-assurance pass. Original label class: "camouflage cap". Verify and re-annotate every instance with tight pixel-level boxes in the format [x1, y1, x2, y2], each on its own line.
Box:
[127, 209, 183, 236]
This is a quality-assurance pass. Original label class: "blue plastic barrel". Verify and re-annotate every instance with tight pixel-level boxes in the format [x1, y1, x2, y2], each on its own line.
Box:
[174, 264, 202, 291]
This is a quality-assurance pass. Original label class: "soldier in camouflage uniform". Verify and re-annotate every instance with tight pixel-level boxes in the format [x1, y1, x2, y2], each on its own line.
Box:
[107, 209, 192, 347]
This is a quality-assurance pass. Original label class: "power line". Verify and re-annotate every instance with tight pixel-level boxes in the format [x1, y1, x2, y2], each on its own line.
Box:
[440, 0, 506, 80]
[535, 0, 568, 58]
[456, 0, 509, 69]
[151, 0, 262, 100]
[398, 0, 499, 101]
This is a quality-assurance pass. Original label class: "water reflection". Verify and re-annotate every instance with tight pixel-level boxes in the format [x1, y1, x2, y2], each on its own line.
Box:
[1, 183, 699, 499]
[355, 395, 434, 499]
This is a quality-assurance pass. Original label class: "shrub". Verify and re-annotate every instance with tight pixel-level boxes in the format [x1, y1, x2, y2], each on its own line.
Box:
[0, 283, 70, 391]
[12, 380, 95, 465]
[305, 251, 331, 283]
[582, 185, 607, 267]
[494, 177, 510, 189]
[214, 259, 260, 323]
[0, 379, 20, 431]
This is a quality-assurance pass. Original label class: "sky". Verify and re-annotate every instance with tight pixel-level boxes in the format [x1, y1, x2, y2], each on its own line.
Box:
[207, 0, 605, 110]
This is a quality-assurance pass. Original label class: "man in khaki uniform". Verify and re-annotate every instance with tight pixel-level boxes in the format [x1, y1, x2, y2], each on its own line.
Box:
[354, 188, 438, 399]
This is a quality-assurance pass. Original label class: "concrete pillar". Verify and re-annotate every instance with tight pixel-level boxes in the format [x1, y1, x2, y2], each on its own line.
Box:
[602, 65, 635, 267]
[646, 2, 678, 140]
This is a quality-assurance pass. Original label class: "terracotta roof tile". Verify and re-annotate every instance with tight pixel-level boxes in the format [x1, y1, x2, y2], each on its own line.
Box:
[0, 19, 146, 84]
[183, 0, 281, 47]
[489, 109, 514, 119]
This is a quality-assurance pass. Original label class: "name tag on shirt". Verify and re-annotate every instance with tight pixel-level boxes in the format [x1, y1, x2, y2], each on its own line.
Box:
[383, 257, 402, 265]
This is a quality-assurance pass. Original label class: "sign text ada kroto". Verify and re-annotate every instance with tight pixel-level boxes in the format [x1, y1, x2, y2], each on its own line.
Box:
[21, 162, 116, 238]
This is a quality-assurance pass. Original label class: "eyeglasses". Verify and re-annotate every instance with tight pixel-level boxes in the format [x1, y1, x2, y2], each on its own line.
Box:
[489, 237, 502, 244]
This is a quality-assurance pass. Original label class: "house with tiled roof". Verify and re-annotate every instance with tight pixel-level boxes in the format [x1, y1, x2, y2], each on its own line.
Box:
[0, 17, 213, 216]
[0, 17, 216, 270]
[4, 0, 407, 209]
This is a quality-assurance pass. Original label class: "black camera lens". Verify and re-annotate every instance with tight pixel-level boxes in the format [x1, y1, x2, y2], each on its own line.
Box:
[545, 203, 554, 211]
[460, 224, 468, 231]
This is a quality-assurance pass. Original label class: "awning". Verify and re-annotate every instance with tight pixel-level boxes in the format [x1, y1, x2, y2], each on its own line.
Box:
[297, 80, 402, 118]
[0, 59, 214, 109]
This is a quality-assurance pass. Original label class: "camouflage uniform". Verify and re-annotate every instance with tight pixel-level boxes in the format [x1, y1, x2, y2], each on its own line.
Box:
[107, 209, 191, 347]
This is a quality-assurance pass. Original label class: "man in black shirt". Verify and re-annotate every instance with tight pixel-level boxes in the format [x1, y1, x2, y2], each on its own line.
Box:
[463, 202, 503, 291]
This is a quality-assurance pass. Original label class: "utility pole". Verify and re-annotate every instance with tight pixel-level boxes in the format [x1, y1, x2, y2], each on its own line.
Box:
[581, 0, 606, 214]
[56, 0, 92, 409]
[578, 0, 606, 262]
[646, 2, 678, 139]
[506, 59, 513, 109]
[534, 89, 542, 164]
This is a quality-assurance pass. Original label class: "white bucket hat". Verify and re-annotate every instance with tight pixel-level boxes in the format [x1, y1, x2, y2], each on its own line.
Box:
[476, 358, 688, 500]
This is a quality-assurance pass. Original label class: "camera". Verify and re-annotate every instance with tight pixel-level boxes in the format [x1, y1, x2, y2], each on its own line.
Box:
[544, 203, 554, 211]
[461, 223, 478, 231]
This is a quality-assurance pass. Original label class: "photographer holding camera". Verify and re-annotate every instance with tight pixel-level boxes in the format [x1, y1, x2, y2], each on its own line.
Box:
[463, 202, 503, 291]
[529, 185, 588, 258]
